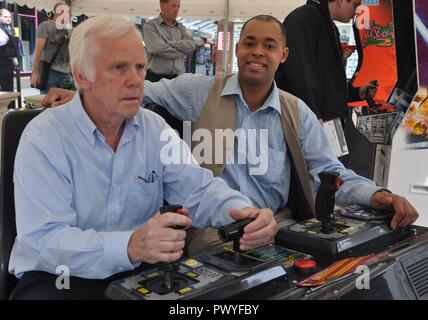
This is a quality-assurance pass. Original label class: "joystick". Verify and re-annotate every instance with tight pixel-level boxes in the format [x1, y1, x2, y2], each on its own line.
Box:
[315, 171, 341, 234]
[218, 218, 254, 264]
[157, 204, 187, 292]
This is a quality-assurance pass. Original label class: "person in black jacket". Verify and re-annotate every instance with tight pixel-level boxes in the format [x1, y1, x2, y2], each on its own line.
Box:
[0, 8, 18, 96]
[275, 0, 377, 178]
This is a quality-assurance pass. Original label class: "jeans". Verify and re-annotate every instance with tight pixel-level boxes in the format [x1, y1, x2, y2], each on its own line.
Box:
[41, 69, 72, 94]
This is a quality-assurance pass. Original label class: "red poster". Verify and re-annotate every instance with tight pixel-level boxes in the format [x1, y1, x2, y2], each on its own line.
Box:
[350, 0, 398, 107]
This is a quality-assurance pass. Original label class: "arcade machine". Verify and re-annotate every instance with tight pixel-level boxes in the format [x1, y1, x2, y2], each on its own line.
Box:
[106, 170, 428, 300]
[387, 0, 428, 227]
[349, 0, 418, 187]
[106, 205, 302, 300]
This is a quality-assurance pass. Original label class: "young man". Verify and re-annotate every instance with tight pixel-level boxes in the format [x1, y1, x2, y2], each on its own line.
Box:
[10, 15, 275, 299]
[30, 1, 72, 93]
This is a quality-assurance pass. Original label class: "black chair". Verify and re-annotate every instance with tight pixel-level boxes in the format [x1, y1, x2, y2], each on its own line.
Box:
[0, 109, 43, 300]
[145, 103, 184, 138]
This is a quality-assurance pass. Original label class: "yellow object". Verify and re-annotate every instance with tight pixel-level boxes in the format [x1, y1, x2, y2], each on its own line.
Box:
[413, 122, 427, 136]
[185, 272, 198, 278]
[185, 259, 198, 266]
[14, 27, 20, 37]
[178, 287, 192, 294]
[137, 287, 150, 294]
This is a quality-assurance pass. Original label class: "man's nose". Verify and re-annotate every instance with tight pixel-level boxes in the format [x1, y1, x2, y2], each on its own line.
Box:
[127, 67, 143, 86]
[251, 44, 265, 57]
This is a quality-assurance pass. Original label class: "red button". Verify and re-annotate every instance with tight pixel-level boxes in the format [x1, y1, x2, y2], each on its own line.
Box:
[335, 177, 340, 190]
[176, 209, 188, 216]
[295, 259, 317, 270]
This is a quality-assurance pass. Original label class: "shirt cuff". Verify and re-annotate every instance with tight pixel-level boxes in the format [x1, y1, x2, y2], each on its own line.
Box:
[102, 231, 135, 273]
[360, 185, 384, 207]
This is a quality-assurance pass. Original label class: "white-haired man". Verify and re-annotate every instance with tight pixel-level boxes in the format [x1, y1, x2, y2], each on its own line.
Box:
[9, 16, 276, 299]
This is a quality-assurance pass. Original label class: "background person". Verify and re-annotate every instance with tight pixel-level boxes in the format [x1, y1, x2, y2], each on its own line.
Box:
[30, 1, 72, 93]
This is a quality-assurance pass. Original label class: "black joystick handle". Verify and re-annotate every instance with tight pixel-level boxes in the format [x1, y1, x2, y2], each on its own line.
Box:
[218, 218, 254, 242]
[158, 204, 186, 291]
[218, 218, 254, 254]
[315, 171, 341, 234]
[365, 80, 378, 110]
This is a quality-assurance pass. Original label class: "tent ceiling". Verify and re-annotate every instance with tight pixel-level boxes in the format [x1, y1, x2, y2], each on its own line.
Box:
[9, 0, 306, 21]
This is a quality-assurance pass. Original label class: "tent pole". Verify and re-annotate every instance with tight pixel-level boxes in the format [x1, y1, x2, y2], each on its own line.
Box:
[223, 0, 229, 75]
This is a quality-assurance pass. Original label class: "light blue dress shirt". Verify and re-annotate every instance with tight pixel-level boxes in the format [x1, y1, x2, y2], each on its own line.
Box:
[10, 93, 252, 279]
[143, 73, 381, 212]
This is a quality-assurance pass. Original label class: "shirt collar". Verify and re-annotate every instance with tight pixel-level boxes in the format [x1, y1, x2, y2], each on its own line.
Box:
[220, 73, 282, 115]
[68, 93, 140, 147]
[158, 15, 178, 26]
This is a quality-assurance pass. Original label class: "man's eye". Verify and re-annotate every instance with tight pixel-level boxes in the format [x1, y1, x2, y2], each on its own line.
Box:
[115, 64, 127, 71]
[136, 64, 145, 72]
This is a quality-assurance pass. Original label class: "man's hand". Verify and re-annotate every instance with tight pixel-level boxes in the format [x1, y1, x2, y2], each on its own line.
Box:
[12, 57, 19, 68]
[370, 192, 419, 229]
[41, 88, 75, 107]
[230, 208, 276, 250]
[30, 71, 40, 89]
[359, 80, 378, 100]
[343, 47, 354, 60]
[127, 209, 192, 264]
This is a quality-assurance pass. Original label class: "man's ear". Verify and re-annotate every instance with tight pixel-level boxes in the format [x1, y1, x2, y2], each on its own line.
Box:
[73, 67, 91, 90]
[280, 47, 289, 64]
[235, 42, 239, 56]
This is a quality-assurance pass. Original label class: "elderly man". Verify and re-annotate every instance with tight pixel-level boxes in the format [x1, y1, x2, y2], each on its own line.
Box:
[9, 16, 275, 300]
[143, 0, 196, 82]
[0, 8, 18, 96]
[42, 15, 419, 257]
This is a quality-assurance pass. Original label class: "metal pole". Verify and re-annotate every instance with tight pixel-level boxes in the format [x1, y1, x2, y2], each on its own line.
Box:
[223, 0, 229, 76]
[13, 2, 21, 108]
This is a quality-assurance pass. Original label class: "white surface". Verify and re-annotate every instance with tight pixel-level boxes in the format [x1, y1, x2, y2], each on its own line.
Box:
[9, 0, 306, 21]
[388, 129, 428, 227]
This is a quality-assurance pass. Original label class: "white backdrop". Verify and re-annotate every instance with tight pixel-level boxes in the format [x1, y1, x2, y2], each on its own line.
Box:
[9, 0, 306, 21]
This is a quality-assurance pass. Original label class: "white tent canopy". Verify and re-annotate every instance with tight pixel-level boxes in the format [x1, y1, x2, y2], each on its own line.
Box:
[9, 0, 306, 21]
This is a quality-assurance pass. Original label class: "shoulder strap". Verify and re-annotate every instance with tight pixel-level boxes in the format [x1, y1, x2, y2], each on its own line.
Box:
[278, 89, 316, 220]
[48, 30, 69, 64]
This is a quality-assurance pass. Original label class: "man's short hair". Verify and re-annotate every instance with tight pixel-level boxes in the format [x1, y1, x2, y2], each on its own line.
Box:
[240, 15, 286, 45]
[53, 1, 69, 13]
